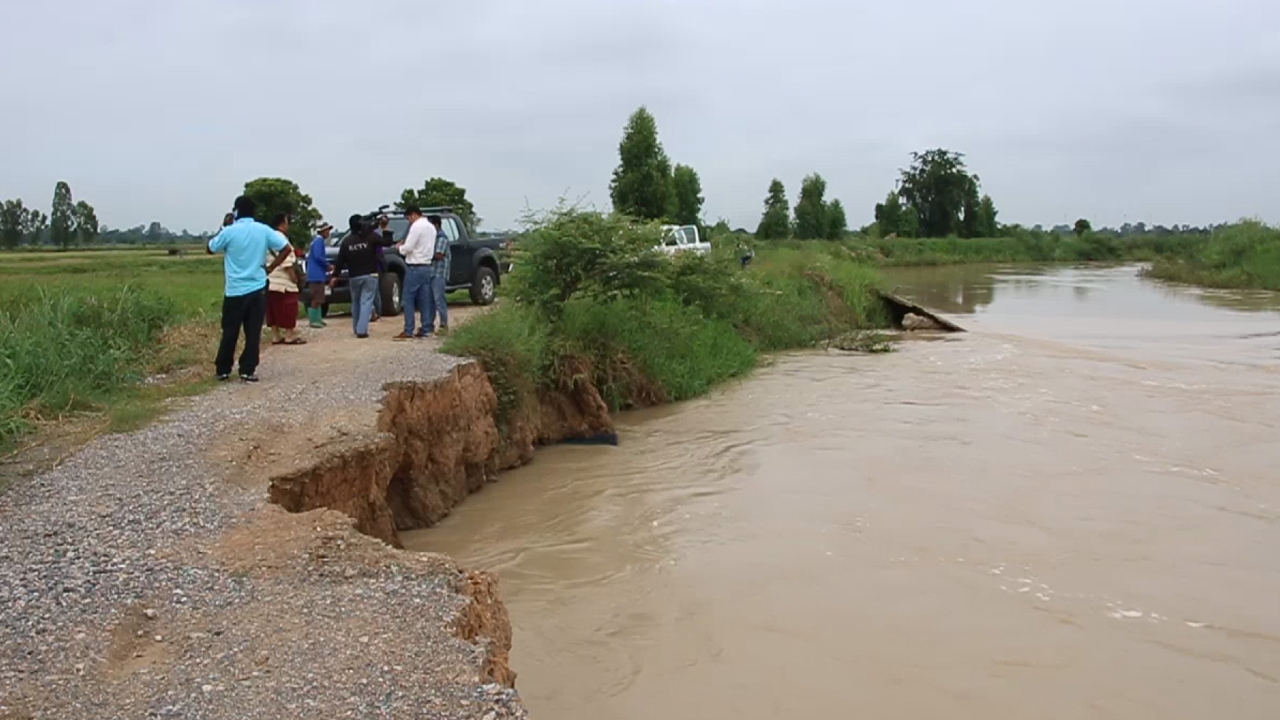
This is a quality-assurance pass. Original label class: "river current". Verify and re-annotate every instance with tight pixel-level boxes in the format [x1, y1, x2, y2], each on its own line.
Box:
[406, 265, 1280, 719]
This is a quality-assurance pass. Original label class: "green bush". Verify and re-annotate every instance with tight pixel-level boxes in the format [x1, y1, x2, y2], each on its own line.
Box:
[0, 286, 177, 445]
[1146, 221, 1280, 290]
[507, 207, 670, 318]
[446, 209, 893, 418]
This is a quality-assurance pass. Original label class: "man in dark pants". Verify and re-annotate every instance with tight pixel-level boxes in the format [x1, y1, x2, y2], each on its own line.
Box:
[207, 196, 290, 382]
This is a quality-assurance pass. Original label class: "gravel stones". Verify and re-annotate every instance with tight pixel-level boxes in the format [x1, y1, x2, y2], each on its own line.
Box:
[0, 322, 527, 719]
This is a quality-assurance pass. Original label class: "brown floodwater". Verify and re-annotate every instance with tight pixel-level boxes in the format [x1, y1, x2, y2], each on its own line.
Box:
[405, 265, 1280, 719]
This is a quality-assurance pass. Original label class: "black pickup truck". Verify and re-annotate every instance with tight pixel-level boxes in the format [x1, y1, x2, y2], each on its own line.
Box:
[299, 206, 511, 316]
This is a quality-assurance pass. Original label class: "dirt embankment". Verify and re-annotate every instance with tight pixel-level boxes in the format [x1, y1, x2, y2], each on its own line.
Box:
[268, 362, 613, 547]
[262, 361, 614, 683]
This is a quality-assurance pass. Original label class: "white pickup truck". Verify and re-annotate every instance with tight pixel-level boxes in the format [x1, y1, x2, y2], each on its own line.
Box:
[657, 225, 711, 256]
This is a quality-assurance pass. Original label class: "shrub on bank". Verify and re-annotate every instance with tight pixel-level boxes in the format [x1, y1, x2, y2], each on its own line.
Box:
[442, 208, 890, 420]
[0, 286, 177, 445]
[1145, 221, 1280, 291]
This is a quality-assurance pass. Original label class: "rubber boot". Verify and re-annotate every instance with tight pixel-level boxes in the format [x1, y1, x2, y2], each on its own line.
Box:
[308, 307, 325, 329]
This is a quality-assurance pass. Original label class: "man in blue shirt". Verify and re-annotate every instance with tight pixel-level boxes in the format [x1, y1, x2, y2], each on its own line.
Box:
[207, 195, 290, 382]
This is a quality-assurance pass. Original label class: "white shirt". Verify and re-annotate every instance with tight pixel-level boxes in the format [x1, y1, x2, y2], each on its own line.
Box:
[401, 217, 434, 265]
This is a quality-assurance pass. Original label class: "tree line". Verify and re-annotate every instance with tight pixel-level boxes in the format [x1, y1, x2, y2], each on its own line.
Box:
[238, 175, 480, 247]
[605, 107, 1231, 242]
[0, 175, 483, 251]
[3, 108, 1237, 251]
[1, 182, 99, 249]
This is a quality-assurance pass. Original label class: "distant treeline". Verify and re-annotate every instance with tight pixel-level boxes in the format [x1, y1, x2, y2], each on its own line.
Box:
[1, 181, 210, 250]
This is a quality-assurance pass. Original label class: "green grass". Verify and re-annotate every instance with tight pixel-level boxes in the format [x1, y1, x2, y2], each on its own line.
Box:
[1145, 221, 1280, 291]
[0, 286, 181, 446]
[0, 247, 226, 450]
[841, 232, 1208, 267]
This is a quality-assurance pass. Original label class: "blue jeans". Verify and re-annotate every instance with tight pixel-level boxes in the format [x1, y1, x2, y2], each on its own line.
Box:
[429, 273, 448, 331]
[402, 265, 432, 335]
[349, 275, 377, 337]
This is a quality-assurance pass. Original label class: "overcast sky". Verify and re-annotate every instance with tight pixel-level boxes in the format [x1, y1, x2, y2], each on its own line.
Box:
[2, 0, 1278, 233]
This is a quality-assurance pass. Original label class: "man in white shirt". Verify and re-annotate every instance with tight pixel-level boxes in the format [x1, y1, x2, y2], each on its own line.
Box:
[395, 205, 435, 339]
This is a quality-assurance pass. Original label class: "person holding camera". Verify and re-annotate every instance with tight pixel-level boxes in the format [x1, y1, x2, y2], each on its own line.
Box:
[331, 214, 394, 339]
[207, 195, 290, 382]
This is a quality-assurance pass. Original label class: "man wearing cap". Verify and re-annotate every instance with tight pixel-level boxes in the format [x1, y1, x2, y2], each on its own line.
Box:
[305, 222, 333, 328]
[395, 205, 435, 339]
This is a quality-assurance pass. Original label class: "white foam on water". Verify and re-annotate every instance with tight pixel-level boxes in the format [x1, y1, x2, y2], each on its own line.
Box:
[1109, 610, 1144, 620]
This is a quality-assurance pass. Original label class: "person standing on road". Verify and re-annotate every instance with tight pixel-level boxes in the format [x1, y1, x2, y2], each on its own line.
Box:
[207, 195, 290, 382]
[371, 215, 391, 322]
[265, 213, 306, 346]
[425, 214, 451, 335]
[305, 223, 333, 328]
[395, 205, 435, 340]
[332, 214, 393, 339]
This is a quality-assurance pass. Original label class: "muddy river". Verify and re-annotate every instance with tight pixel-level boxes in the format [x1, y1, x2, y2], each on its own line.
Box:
[405, 265, 1280, 719]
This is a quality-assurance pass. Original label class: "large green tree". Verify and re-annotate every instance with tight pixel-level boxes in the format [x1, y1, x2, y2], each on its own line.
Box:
[399, 177, 479, 231]
[0, 199, 28, 249]
[73, 201, 99, 244]
[793, 173, 830, 240]
[670, 164, 704, 226]
[242, 177, 322, 246]
[874, 191, 906, 237]
[897, 149, 973, 237]
[826, 199, 848, 240]
[609, 107, 673, 221]
[50, 181, 75, 249]
[1074, 218, 1092, 237]
[960, 177, 981, 238]
[755, 179, 790, 239]
[24, 210, 48, 245]
[976, 195, 999, 238]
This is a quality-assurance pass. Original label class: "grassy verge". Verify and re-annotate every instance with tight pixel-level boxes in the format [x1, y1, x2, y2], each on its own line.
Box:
[761, 221, 1279, 293]
[0, 249, 224, 453]
[1144, 221, 1280, 291]
[842, 232, 1209, 267]
[442, 209, 889, 427]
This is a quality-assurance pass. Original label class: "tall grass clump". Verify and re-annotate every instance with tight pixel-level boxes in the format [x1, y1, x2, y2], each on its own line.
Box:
[443, 206, 890, 417]
[0, 286, 177, 445]
[1145, 221, 1280, 291]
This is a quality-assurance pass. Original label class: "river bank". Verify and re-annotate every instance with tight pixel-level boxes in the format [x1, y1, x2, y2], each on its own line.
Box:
[839, 220, 1280, 293]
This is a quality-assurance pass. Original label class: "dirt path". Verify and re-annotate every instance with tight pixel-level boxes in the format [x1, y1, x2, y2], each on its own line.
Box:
[0, 305, 527, 719]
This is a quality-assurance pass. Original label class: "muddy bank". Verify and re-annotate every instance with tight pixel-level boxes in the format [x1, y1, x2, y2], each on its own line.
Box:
[267, 362, 615, 549]
[257, 360, 615, 695]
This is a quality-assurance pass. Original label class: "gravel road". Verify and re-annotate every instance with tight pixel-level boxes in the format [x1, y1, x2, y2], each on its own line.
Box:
[0, 310, 528, 719]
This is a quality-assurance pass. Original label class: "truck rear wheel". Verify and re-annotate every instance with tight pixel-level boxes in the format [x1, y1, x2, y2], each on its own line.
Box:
[380, 272, 403, 317]
[470, 266, 497, 305]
